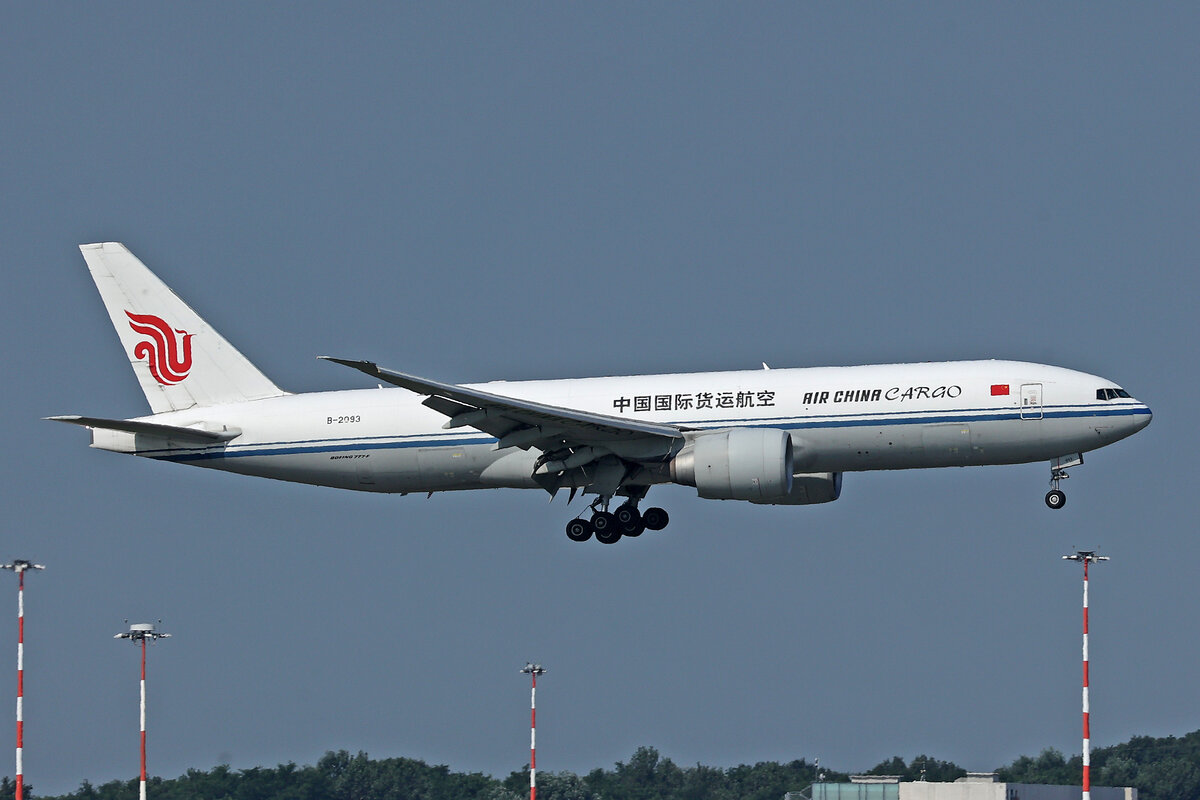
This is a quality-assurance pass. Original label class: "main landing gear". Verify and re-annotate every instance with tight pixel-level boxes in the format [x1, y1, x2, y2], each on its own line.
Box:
[1045, 454, 1083, 510]
[565, 500, 670, 544]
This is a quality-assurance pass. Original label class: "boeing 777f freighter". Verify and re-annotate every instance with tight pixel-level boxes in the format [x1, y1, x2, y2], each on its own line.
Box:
[51, 243, 1152, 543]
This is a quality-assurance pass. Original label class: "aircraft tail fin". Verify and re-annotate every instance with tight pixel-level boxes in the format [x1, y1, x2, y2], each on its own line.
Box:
[79, 242, 286, 413]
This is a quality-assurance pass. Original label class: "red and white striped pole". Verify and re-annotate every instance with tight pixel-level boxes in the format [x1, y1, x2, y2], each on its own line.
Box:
[1064, 551, 1107, 800]
[3, 560, 44, 800]
[116, 622, 170, 800]
[140, 637, 147, 800]
[18, 571, 27, 800]
[520, 663, 547, 800]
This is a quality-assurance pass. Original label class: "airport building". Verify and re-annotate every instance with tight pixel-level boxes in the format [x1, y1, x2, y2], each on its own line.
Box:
[800, 773, 1137, 800]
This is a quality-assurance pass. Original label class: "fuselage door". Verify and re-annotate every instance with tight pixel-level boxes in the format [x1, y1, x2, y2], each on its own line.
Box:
[1020, 383, 1043, 420]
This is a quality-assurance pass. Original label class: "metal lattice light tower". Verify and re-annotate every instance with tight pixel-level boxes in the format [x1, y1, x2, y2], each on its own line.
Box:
[520, 663, 547, 800]
[1, 560, 44, 800]
[115, 622, 171, 800]
[1063, 550, 1108, 800]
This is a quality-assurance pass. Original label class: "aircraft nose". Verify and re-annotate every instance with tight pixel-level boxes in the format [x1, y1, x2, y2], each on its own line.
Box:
[1097, 399, 1151, 445]
[1134, 402, 1153, 431]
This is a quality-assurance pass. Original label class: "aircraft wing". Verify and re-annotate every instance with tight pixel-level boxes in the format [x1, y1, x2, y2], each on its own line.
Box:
[321, 358, 685, 493]
[321, 357, 684, 444]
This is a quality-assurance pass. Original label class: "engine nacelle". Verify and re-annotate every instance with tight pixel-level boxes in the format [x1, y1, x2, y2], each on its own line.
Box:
[749, 472, 842, 505]
[670, 428, 793, 501]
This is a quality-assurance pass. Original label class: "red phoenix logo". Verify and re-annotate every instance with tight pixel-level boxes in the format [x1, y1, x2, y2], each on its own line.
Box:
[126, 311, 194, 385]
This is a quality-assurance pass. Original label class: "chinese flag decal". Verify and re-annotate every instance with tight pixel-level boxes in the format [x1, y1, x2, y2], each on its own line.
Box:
[991, 384, 1010, 396]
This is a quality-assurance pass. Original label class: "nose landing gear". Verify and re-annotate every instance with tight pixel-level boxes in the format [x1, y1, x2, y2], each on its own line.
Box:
[1045, 454, 1082, 510]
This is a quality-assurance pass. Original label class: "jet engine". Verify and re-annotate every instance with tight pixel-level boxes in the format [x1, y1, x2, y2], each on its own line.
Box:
[670, 428, 793, 501]
[748, 472, 842, 505]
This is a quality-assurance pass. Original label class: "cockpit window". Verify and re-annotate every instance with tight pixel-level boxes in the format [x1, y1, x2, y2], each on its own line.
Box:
[1096, 388, 1131, 401]
[1097, 389, 1111, 400]
[1115, 389, 1131, 398]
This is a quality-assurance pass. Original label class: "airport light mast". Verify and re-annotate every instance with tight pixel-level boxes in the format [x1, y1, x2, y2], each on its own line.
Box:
[2, 560, 43, 800]
[115, 622, 171, 800]
[520, 663, 547, 800]
[1063, 550, 1108, 800]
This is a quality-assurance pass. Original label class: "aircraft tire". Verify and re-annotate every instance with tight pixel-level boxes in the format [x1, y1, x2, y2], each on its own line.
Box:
[621, 519, 645, 537]
[614, 504, 641, 527]
[593, 512, 622, 544]
[566, 518, 593, 542]
[642, 507, 669, 531]
[1045, 489, 1066, 509]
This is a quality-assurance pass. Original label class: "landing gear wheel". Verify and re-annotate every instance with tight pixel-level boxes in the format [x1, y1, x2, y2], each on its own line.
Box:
[592, 512, 622, 544]
[1045, 489, 1066, 509]
[641, 507, 669, 531]
[614, 504, 640, 526]
[565, 518, 593, 542]
[614, 503, 644, 536]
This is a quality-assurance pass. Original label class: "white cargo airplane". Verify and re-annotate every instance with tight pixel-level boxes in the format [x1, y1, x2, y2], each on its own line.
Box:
[51, 243, 1152, 543]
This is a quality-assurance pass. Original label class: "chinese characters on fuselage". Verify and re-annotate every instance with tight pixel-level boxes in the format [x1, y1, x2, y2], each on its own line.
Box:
[613, 391, 776, 413]
[610, 385, 963, 413]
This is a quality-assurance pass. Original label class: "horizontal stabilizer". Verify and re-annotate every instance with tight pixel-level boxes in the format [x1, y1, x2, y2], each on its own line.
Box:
[46, 415, 240, 443]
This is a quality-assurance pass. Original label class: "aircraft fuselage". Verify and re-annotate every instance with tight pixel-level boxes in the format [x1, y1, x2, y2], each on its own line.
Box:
[86, 359, 1151, 495]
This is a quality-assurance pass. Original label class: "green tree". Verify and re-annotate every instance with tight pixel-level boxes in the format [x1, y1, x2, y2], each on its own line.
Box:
[1136, 758, 1200, 800]
[501, 766, 530, 797]
[1, 777, 31, 800]
[997, 747, 1078, 785]
[29, 731, 1200, 800]
[535, 771, 597, 800]
[867, 755, 965, 783]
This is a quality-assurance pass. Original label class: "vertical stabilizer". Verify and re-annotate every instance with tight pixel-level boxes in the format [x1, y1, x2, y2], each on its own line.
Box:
[79, 242, 286, 413]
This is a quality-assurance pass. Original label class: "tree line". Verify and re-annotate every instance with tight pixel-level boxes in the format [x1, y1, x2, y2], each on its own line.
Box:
[7, 728, 1199, 800]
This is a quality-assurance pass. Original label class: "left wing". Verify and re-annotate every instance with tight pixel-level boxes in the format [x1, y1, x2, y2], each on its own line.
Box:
[321, 357, 686, 494]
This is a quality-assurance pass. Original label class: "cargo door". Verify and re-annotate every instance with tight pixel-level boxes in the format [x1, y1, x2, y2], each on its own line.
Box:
[418, 447, 468, 489]
[921, 424, 972, 465]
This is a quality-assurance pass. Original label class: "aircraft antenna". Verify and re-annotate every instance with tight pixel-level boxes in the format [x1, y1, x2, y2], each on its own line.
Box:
[1, 560, 44, 800]
[115, 621, 171, 800]
[520, 662, 547, 800]
[1062, 550, 1108, 800]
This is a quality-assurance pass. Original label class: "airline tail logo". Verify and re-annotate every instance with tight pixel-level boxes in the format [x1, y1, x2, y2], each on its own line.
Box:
[125, 311, 194, 385]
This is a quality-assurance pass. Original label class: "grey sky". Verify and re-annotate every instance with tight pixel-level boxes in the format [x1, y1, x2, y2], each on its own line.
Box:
[1, 4, 1196, 795]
